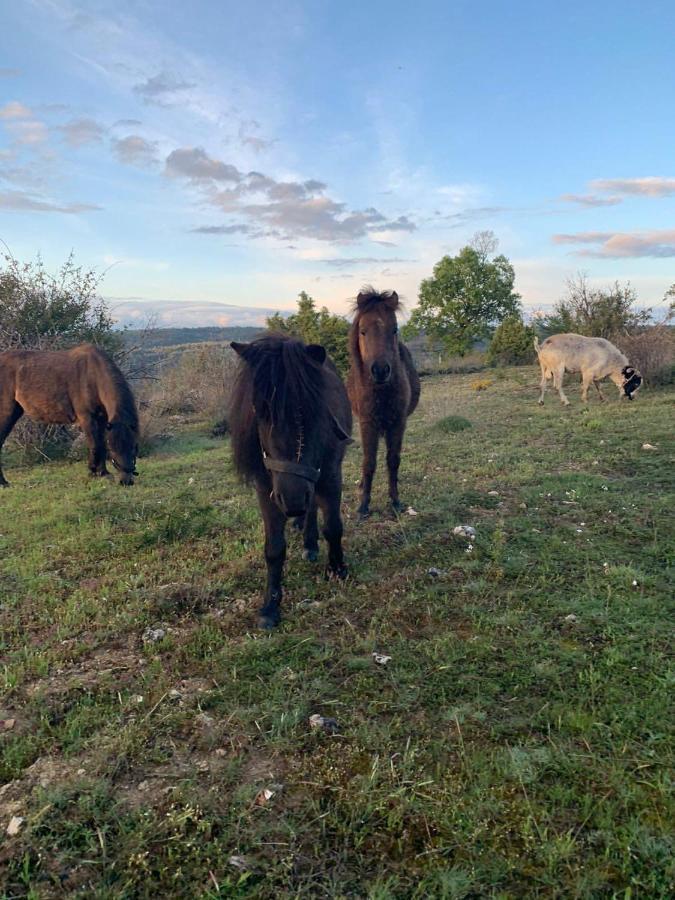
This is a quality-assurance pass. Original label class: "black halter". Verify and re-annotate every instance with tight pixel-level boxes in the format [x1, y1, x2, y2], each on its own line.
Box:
[110, 457, 139, 477]
[262, 451, 321, 484]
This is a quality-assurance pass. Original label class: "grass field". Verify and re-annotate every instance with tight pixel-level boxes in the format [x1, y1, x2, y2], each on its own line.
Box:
[0, 369, 673, 898]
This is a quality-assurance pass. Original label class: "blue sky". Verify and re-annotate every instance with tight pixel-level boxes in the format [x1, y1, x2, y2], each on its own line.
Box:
[1, 0, 674, 326]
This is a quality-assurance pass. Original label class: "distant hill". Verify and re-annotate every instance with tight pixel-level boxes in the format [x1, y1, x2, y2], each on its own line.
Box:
[121, 325, 262, 349]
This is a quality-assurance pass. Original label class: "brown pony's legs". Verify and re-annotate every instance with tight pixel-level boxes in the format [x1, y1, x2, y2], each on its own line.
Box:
[357, 420, 379, 519]
[317, 481, 347, 579]
[385, 422, 405, 512]
[256, 484, 287, 628]
[0, 402, 23, 487]
[301, 497, 319, 562]
[82, 414, 109, 476]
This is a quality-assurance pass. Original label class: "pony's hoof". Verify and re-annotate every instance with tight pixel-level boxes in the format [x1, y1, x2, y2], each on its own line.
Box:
[537, 399, 544, 406]
[357, 506, 370, 521]
[303, 548, 319, 562]
[0, 480, 9, 488]
[257, 611, 281, 629]
[325, 564, 348, 581]
[292, 516, 305, 532]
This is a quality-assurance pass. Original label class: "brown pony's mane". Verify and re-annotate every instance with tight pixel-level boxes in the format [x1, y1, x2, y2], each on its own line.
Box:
[351, 285, 401, 314]
[84, 344, 139, 431]
[229, 334, 327, 481]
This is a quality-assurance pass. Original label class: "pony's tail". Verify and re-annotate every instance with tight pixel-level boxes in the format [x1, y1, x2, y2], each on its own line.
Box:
[533, 336, 541, 355]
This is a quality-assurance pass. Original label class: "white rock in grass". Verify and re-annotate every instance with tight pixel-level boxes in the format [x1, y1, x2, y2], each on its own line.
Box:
[372, 653, 392, 666]
[228, 856, 249, 871]
[407, 507, 418, 516]
[142, 626, 166, 644]
[309, 714, 339, 733]
[453, 525, 476, 539]
[487, 490, 500, 497]
[564, 614, 579, 624]
[641, 443, 657, 450]
[6, 816, 24, 836]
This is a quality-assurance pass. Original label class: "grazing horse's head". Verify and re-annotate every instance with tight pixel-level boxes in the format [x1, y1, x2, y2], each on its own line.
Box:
[231, 337, 337, 518]
[353, 288, 400, 385]
[106, 421, 139, 485]
[621, 365, 642, 400]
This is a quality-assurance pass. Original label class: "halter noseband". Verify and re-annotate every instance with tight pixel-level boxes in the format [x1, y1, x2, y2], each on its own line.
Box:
[110, 457, 139, 477]
[262, 451, 321, 484]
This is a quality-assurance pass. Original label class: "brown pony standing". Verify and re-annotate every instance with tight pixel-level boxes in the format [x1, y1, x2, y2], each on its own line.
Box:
[0, 343, 139, 486]
[229, 334, 352, 628]
[347, 288, 420, 518]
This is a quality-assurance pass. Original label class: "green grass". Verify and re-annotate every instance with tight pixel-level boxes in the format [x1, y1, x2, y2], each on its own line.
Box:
[0, 370, 673, 898]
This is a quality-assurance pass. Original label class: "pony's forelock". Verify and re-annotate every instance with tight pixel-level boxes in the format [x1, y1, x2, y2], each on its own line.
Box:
[352, 286, 401, 314]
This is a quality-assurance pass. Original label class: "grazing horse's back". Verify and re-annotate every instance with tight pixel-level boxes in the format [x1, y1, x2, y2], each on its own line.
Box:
[0, 344, 139, 486]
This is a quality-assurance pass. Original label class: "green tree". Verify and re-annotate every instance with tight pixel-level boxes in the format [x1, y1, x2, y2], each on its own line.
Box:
[267, 291, 350, 376]
[404, 232, 521, 355]
[0, 252, 121, 354]
[540, 274, 651, 339]
[487, 314, 536, 366]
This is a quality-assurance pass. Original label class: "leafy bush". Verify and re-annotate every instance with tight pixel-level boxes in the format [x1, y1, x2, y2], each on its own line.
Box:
[150, 344, 237, 422]
[539, 275, 651, 338]
[613, 323, 673, 386]
[267, 291, 350, 376]
[487, 315, 536, 366]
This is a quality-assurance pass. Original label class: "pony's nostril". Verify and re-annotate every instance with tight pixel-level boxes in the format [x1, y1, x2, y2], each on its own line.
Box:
[383, 363, 391, 376]
[370, 362, 378, 376]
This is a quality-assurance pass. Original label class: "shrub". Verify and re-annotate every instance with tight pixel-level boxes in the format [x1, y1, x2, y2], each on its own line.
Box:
[150, 344, 237, 423]
[613, 324, 673, 386]
[267, 291, 350, 376]
[540, 274, 650, 338]
[436, 415, 472, 433]
[487, 315, 536, 366]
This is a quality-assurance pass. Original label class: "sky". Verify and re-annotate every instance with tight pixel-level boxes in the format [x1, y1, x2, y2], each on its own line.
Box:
[1, 0, 674, 327]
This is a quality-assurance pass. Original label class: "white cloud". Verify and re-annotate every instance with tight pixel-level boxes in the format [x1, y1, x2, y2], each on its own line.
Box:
[553, 229, 675, 258]
[589, 177, 675, 198]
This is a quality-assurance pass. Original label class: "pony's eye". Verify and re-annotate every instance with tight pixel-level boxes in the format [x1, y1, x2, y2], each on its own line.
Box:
[393, 327, 398, 335]
[360, 330, 366, 336]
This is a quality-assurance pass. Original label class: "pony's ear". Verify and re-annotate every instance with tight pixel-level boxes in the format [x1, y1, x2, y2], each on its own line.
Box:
[231, 341, 249, 358]
[356, 291, 369, 309]
[622, 365, 635, 377]
[305, 344, 326, 365]
[383, 291, 399, 310]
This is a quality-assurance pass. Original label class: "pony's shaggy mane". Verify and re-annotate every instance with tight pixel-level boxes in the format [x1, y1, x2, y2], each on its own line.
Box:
[352, 286, 401, 314]
[229, 334, 327, 481]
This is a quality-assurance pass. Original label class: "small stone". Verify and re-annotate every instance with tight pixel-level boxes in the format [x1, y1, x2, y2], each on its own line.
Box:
[487, 490, 499, 496]
[168, 689, 182, 700]
[564, 614, 579, 624]
[372, 652, 391, 665]
[138, 780, 150, 792]
[228, 856, 249, 871]
[76, 768, 86, 776]
[632, 579, 638, 587]
[142, 626, 166, 644]
[188, 477, 195, 485]
[214, 748, 227, 757]
[641, 443, 657, 450]
[519, 502, 527, 508]
[131, 694, 144, 705]
[407, 507, 418, 516]
[453, 525, 476, 539]
[1, 718, 16, 730]
[254, 786, 280, 806]
[309, 714, 339, 733]
[6, 816, 24, 836]
[427, 567, 446, 577]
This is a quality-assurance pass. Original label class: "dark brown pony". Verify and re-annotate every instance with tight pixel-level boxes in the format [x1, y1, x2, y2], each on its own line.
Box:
[0, 343, 139, 486]
[229, 334, 352, 628]
[347, 288, 420, 518]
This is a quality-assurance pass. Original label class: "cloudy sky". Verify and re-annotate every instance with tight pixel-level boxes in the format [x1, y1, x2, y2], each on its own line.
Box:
[1, 0, 674, 326]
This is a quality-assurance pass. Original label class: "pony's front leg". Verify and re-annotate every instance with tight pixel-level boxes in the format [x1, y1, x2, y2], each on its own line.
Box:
[83, 415, 108, 476]
[385, 422, 405, 513]
[256, 485, 287, 628]
[302, 497, 319, 562]
[0, 402, 23, 487]
[318, 484, 347, 580]
[357, 420, 379, 519]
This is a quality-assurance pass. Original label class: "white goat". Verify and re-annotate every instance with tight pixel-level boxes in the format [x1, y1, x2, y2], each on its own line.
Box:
[534, 333, 642, 405]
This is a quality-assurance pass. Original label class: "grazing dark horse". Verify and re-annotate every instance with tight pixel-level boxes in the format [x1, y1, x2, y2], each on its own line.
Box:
[0, 344, 139, 486]
[229, 335, 352, 628]
[347, 288, 420, 518]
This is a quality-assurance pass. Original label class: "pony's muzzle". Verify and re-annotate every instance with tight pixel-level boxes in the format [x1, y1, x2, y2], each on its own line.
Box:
[370, 361, 392, 384]
[271, 479, 313, 519]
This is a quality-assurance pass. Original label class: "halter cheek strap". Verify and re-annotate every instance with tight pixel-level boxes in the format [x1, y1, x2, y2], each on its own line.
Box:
[262, 452, 321, 484]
